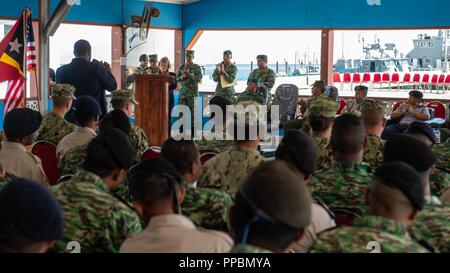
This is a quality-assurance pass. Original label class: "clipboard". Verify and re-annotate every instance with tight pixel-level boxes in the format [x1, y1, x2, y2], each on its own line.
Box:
[220, 75, 237, 88]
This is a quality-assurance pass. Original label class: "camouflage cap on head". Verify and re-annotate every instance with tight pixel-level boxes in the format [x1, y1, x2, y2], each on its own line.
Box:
[149, 54, 158, 62]
[139, 54, 148, 62]
[111, 89, 139, 105]
[308, 96, 339, 118]
[247, 76, 260, 84]
[256, 54, 268, 63]
[359, 99, 388, 114]
[186, 50, 195, 57]
[51, 84, 76, 99]
[311, 80, 326, 89]
[223, 50, 232, 56]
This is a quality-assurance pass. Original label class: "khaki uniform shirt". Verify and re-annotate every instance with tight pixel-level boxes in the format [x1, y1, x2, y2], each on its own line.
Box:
[120, 214, 233, 253]
[441, 188, 450, 204]
[57, 126, 97, 159]
[0, 141, 49, 186]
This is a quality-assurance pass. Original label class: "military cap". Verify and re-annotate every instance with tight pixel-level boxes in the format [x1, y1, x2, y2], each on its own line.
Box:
[374, 161, 425, 210]
[247, 76, 260, 84]
[276, 130, 317, 175]
[311, 80, 326, 88]
[51, 84, 76, 99]
[111, 89, 139, 105]
[223, 50, 232, 56]
[354, 85, 369, 92]
[149, 54, 158, 62]
[73, 95, 102, 116]
[0, 178, 64, 241]
[139, 54, 148, 62]
[256, 54, 268, 63]
[409, 90, 423, 100]
[405, 122, 437, 145]
[359, 99, 388, 114]
[4, 108, 42, 139]
[186, 50, 195, 57]
[239, 160, 311, 229]
[308, 96, 339, 118]
[383, 134, 436, 172]
[91, 128, 136, 170]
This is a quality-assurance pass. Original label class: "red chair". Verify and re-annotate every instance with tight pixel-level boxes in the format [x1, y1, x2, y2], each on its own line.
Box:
[381, 73, 391, 91]
[57, 174, 73, 184]
[332, 209, 362, 226]
[31, 140, 59, 186]
[343, 73, 352, 91]
[444, 75, 450, 91]
[430, 74, 439, 93]
[336, 98, 347, 115]
[200, 152, 218, 165]
[333, 73, 343, 91]
[427, 101, 446, 119]
[391, 73, 400, 91]
[437, 74, 446, 93]
[412, 73, 421, 89]
[372, 73, 381, 91]
[421, 74, 430, 91]
[392, 100, 407, 113]
[141, 146, 161, 160]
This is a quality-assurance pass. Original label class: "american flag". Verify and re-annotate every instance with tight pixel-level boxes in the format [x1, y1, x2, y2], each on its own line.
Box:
[4, 14, 36, 114]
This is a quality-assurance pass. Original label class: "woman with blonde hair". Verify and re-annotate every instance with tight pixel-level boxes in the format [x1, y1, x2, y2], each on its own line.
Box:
[159, 57, 177, 129]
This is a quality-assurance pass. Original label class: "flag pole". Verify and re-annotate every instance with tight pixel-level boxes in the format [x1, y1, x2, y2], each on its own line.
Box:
[22, 9, 28, 109]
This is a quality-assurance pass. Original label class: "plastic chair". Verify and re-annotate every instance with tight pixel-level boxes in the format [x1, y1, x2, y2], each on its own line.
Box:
[381, 73, 391, 91]
[427, 101, 446, 119]
[430, 74, 439, 93]
[31, 140, 59, 186]
[437, 74, 446, 94]
[343, 73, 352, 91]
[333, 73, 343, 91]
[391, 73, 400, 91]
[421, 74, 430, 92]
[142, 146, 161, 160]
[372, 73, 381, 91]
[200, 152, 218, 165]
[332, 208, 362, 226]
[401, 73, 411, 90]
[412, 73, 421, 89]
[336, 98, 347, 115]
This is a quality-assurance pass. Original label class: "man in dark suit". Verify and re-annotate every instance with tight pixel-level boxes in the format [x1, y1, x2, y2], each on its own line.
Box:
[56, 40, 117, 120]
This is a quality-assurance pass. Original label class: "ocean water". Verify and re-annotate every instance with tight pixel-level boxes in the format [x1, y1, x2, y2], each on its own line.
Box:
[203, 63, 301, 81]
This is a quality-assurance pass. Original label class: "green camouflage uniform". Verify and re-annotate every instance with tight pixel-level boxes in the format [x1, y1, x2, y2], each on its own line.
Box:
[410, 196, 450, 253]
[363, 134, 384, 169]
[309, 215, 429, 253]
[230, 244, 273, 253]
[197, 146, 266, 196]
[430, 170, 450, 197]
[309, 161, 373, 215]
[59, 143, 88, 176]
[234, 88, 265, 105]
[434, 139, 450, 173]
[182, 182, 233, 231]
[134, 66, 148, 74]
[247, 68, 276, 103]
[176, 57, 203, 119]
[146, 67, 161, 75]
[311, 134, 334, 172]
[213, 61, 237, 100]
[50, 169, 142, 253]
[129, 125, 149, 160]
[195, 129, 234, 153]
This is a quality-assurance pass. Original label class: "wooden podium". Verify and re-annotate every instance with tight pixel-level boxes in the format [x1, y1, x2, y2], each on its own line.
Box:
[133, 74, 170, 146]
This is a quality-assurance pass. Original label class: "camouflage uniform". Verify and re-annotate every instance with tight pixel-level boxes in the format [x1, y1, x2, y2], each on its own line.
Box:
[213, 60, 237, 100]
[309, 215, 429, 253]
[247, 67, 276, 103]
[309, 161, 373, 215]
[434, 139, 450, 173]
[230, 244, 273, 253]
[176, 51, 203, 121]
[197, 146, 266, 196]
[344, 100, 362, 117]
[35, 84, 76, 145]
[410, 196, 450, 253]
[234, 88, 265, 105]
[195, 129, 234, 154]
[363, 134, 384, 169]
[146, 67, 161, 75]
[311, 134, 334, 172]
[430, 170, 450, 197]
[134, 66, 149, 74]
[182, 182, 233, 231]
[59, 143, 88, 176]
[50, 169, 142, 253]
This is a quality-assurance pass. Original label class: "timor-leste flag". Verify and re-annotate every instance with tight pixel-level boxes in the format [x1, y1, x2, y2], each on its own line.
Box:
[0, 12, 25, 83]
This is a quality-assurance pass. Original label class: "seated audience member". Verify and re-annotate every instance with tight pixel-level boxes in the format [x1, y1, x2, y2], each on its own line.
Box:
[0, 108, 48, 186]
[383, 134, 450, 253]
[234, 77, 266, 105]
[110, 89, 149, 159]
[309, 114, 373, 216]
[306, 96, 339, 171]
[310, 161, 429, 253]
[59, 109, 131, 176]
[344, 85, 369, 117]
[57, 95, 101, 159]
[161, 138, 233, 230]
[275, 130, 336, 252]
[195, 95, 234, 154]
[360, 99, 387, 168]
[0, 179, 63, 253]
[51, 128, 141, 253]
[229, 160, 311, 253]
[381, 90, 430, 140]
[120, 158, 232, 253]
[35, 84, 75, 145]
[198, 102, 266, 196]
[405, 122, 450, 197]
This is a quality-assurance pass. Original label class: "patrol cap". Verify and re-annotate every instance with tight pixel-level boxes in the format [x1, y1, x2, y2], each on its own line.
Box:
[4, 108, 42, 139]
[73, 95, 102, 116]
[409, 90, 423, 100]
[186, 50, 195, 57]
[311, 80, 326, 89]
[405, 122, 437, 145]
[308, 96, 339, 118]
[111, 89, 139, 105]
[149, 54, 158, 62]
[139, 54, 148, 62]
[247, 76, 260, 84]
[89, 128, 136, 170]
[374, 161, 425, 210]
[383, 134, 436, 172]
[354, 85, 369, 92]
[223, 50, 232, 56]
[51, 84, 76, 99]
[256, 54, 268, 63]
[275, 129, 317, 175]
[239, 160, 312, 229]
[359, 99, 388, 114]
[0, 179, 64, 241]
